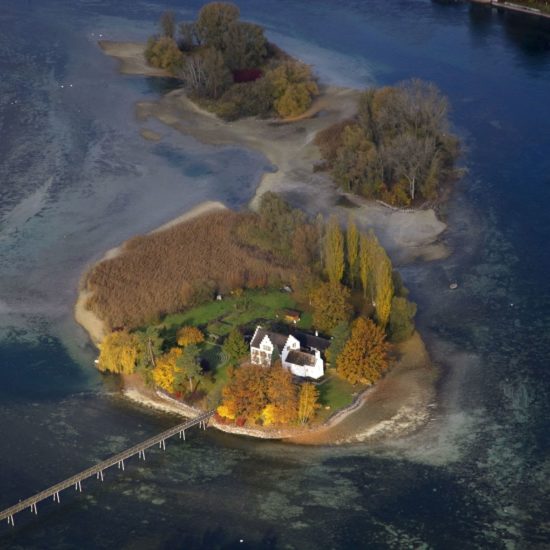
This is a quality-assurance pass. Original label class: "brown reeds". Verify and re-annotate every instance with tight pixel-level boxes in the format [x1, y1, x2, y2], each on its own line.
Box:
[84, 211, 297, 330]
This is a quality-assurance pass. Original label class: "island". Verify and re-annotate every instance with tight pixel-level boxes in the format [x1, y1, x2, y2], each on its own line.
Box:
[78, 2, 461, 444]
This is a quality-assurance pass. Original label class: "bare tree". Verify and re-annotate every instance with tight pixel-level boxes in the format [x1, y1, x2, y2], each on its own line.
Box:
[383, 134, 436, 201]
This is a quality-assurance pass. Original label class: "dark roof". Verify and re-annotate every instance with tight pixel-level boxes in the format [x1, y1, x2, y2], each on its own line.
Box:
[294, 332, 330, 352]
[285, 350, 316, 367]
[250, 327, 289, 352]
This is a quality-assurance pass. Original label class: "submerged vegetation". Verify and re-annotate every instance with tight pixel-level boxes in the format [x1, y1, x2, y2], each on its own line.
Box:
[315, 79, 461, 206]
[144, 2, 319, 120]
[89, 194, 417, 428]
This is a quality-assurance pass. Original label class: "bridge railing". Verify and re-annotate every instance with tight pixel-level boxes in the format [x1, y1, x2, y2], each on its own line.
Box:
[0, 410, 215, 525]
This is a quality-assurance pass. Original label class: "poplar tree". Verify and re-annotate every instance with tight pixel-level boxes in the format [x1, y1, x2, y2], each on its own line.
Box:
[359, 230, 376, 299]
[324, 215, 345, 285]
[346, 215, 359, 287]
[373, 244, 393, 328]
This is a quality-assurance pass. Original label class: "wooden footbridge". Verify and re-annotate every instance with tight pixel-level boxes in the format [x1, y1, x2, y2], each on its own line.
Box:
[0, 410, 215, 527]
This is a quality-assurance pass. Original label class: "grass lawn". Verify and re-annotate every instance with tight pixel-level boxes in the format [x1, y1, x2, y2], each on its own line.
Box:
[315, 372, 364, 423]
[158, 289, 308, 338]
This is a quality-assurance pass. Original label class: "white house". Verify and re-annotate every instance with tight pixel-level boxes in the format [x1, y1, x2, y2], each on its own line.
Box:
[249, 326, 327, 379]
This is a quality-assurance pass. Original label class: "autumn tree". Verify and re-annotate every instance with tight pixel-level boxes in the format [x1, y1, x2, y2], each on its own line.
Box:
[196, 1, 240, 50]
[152, 347, 182, 393]
[336, 317, 389, 385]
[144, 36, 184, 73]
[297, 382, 320, 424]
[268, 61, 319, 118]
[176, 344, 203, 392]
[388, 296, 417, 343]
[324, 215, 345, 285]
[310, 281, 352, 334]
[223, 328, 249, 366]
[177, 326, 205, 347]
[159, 11, 176, 39]
[265, 362, 298, 425]
[218, 364, 268, 421]
[359, 230, 376, 300]
[346, 215, 359, 287]
[97, 330, 142, 375]
[373, 243, 394, 328]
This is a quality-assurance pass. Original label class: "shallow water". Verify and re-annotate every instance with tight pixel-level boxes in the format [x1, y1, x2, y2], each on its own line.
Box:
[1, 0, 549, 548]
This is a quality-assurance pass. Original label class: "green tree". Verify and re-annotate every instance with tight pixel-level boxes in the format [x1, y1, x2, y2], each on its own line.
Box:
[223, 328, 249, 365]
[324, 215, 345, 285]
[346, 215, 359, 287]
[326, 321, 351, 365]
[336, 317, 389, 385]
[159, 11, 176, 39]
[196, 1, 240, 50]
[176, 344, 203, 392]
[297, 382, 320, 424]
[222, 21, 267, 70]
[388, 296, 417, 343]
[310, 281, 353, 334]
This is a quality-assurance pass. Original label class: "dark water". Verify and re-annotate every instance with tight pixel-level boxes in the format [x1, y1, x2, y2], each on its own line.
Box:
[1, 0, 549, 548]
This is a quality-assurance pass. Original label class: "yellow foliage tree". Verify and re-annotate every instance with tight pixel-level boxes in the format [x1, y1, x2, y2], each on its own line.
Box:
[144, 36, 184, 73]
[336, 317, 389, 385]
[177, 326, 205, 347]
[269, 61, 319, 118]
[324, 215, 345, 285]
[359, 230, 376, 300]
[216, 404, 236, 420]
[97, 331, 141, 375]
[346, 215, 359, 287]
[152, 347, 182, 393]
[373, 244, 394, 328]
[298, 382, 320, 424]
[261, 404, 278, 426]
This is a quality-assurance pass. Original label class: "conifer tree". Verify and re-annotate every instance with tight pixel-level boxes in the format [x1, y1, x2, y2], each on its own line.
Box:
[373, 244, 394, 328]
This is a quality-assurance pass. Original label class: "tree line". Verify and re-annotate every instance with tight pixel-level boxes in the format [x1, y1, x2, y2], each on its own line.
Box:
[144, 2, 319, 120]
[315, 79, 460, 206]
[94, 193, 417, 426]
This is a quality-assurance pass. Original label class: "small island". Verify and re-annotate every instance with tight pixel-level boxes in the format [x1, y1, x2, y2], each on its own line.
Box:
[80, 2, 462, 442]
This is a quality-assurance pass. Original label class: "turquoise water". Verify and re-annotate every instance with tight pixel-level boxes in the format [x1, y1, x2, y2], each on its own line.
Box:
[1, 1, 549, 547]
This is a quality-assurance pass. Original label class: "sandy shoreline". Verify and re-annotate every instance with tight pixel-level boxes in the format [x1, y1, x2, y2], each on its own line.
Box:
[120, 332, 436, 445]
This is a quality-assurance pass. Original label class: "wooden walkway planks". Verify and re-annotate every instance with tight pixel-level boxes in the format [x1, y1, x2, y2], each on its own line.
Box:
[0, 410, 215, 526]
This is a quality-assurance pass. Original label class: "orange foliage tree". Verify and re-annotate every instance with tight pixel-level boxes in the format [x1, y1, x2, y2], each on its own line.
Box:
[310, 281, 353, 334]
[218, 364, 268, 422]
[265, 362, 298, 425]
[336, 317, 389, 385]
[177, 326, 205, 347]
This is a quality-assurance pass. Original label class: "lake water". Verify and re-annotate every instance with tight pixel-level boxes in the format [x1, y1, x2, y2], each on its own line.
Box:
[1, 0, 549, 547]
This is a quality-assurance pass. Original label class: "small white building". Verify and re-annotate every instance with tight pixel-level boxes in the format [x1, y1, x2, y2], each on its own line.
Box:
[249, 326, 327, 379]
